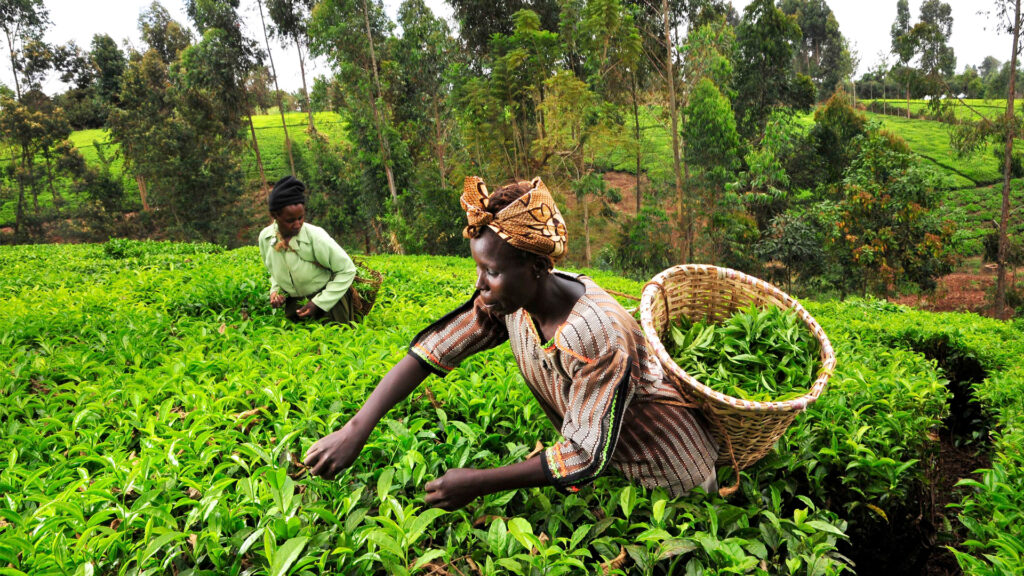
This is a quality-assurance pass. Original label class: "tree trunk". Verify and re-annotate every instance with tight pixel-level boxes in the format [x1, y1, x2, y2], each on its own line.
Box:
[663, 0, 684, 261]
[432, 95, 446, 188]
[996, 0, 1021, 320]
[14, 159, 26, 234]
[135, 173, 150, 211]
[257, 0, 295, 176]
[24, 150, 39, 213]
[126, 143, 150, 211]
[360, 0, 401, 253]
[906, 80, 911, 118]
[632, 73, 642, 213]
[43, 151, 63, 215]
[583, 196, 591, 267]
[360, 0, 397, 203]
[5, 31, 21, 100]
[248, 113, 268, 191]
[683, 144, 693, 262]
[296, 38, 316, 133]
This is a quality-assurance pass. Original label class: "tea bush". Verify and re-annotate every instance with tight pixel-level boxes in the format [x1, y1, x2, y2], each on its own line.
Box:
[1, 244, 1022, 575]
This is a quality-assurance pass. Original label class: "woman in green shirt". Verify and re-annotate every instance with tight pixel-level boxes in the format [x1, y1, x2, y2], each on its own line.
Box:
[258, 176, 358, 324]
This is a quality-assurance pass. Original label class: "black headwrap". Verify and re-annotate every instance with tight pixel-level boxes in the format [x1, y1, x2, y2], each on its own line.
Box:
[268, 175, 306, 212]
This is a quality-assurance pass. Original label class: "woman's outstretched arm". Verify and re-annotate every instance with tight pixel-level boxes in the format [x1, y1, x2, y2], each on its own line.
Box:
[424, 457, 548, 511]
[303, 354, 430, 478]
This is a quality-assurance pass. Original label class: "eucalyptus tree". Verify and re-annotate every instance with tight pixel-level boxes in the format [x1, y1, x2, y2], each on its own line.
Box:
[913, 0, 956, 96]
[623, 0, 726, 257]
[91, 34, 126, 111]
[779, 0, 851, 100]
[733, 0, 810, 138]
[681, 18, 739, 261]
[890, 0, 917, 117]
[109, 49, 170, 213]
[446, 0, 559, 67]
[266, 0, 317, 132]
[682, 78, 741, 262]
[51, 35, 126, 129]
[138, 1, 193, 65]
[186, 0, 267, 193]
[108, 2, 191, 212]
[460, 8, 560, 178]
[390, 0, 459, 188]
[309, 0, 405, 251]
[535, 69, 601, 263]
[51, 40, 100, 127]
[0, 0, 49, 100]
[993, 0, 1022, 319]
[172, 24, 259, 241]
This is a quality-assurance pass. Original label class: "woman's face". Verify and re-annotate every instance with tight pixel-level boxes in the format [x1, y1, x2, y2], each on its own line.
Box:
[272, 203, 305, 238]
[469, 229, 539, 316]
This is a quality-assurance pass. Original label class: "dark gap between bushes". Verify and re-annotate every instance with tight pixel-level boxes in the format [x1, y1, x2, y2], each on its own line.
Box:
[842, 337, 992, 576]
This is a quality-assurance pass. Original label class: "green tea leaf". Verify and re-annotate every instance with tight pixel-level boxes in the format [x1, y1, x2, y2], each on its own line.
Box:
[269, 536, 309, 576]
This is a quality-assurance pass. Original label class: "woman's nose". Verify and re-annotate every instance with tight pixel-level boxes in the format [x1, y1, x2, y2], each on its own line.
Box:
[475, 270, 487, 291]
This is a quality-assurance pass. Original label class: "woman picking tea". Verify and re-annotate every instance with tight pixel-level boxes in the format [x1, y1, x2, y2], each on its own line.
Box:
[303, 177, 718, 509]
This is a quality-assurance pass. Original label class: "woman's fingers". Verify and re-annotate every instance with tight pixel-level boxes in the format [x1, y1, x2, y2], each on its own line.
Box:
[302, 443, 320, 467]
[311, 455, 334, 479]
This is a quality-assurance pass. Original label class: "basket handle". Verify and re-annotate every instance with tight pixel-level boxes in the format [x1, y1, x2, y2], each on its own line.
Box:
[717, 432, 741, 498]
[642, 280, 670, 317]
[604, 287, 640, 302]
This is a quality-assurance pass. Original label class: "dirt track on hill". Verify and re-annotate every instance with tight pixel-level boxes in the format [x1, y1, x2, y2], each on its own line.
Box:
[893, 266, 1020, 318]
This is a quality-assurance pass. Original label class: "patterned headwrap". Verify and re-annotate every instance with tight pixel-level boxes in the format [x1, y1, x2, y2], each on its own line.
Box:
[461, 176, 568, 264]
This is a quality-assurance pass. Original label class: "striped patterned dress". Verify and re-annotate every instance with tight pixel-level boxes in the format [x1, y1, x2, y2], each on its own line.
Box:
[409, 272, 719, 496]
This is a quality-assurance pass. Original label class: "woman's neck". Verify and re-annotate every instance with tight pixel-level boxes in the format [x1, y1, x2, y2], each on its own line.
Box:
[525, 273, 585, 340]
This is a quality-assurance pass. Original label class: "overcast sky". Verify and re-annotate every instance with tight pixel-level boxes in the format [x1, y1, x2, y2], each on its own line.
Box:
[0, 0, 1015, 96]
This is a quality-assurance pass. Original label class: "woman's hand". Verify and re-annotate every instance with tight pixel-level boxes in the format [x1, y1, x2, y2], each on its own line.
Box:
[303, 357, 430, 480]
[296, 301, 321, 318]
[425, 468, 483, 511]
[304, 421, 372, 479]
[270, 292, 286, 308]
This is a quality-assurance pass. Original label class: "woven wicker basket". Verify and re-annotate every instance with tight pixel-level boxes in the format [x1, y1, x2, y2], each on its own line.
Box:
[639, 265, 836, 475]
[351, 259, 384, 321]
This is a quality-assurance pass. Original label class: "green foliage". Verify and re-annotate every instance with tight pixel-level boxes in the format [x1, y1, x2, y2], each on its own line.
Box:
[755, 209, 828, 291]
[811, 91, 867, 184]
[682, 16, 735, 96]
[0, 93, 87, 236]
[912, 0, 955, 92]
[607, 206, 675, 280]
[684, 78, 742, 187]
[829, 128, 959, 295]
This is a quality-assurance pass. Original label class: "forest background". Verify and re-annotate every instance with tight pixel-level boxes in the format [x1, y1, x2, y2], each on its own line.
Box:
[2, 0, 1023, 317]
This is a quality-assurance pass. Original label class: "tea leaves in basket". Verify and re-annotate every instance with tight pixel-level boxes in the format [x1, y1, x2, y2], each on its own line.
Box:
[667, 304, 821, 402]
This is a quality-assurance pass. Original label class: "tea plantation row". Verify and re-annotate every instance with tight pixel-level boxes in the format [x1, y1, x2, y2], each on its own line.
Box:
[1, 241, 1022, 575]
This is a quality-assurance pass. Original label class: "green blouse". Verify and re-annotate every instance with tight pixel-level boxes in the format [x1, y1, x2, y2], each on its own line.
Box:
[258, 222, 356, 312]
